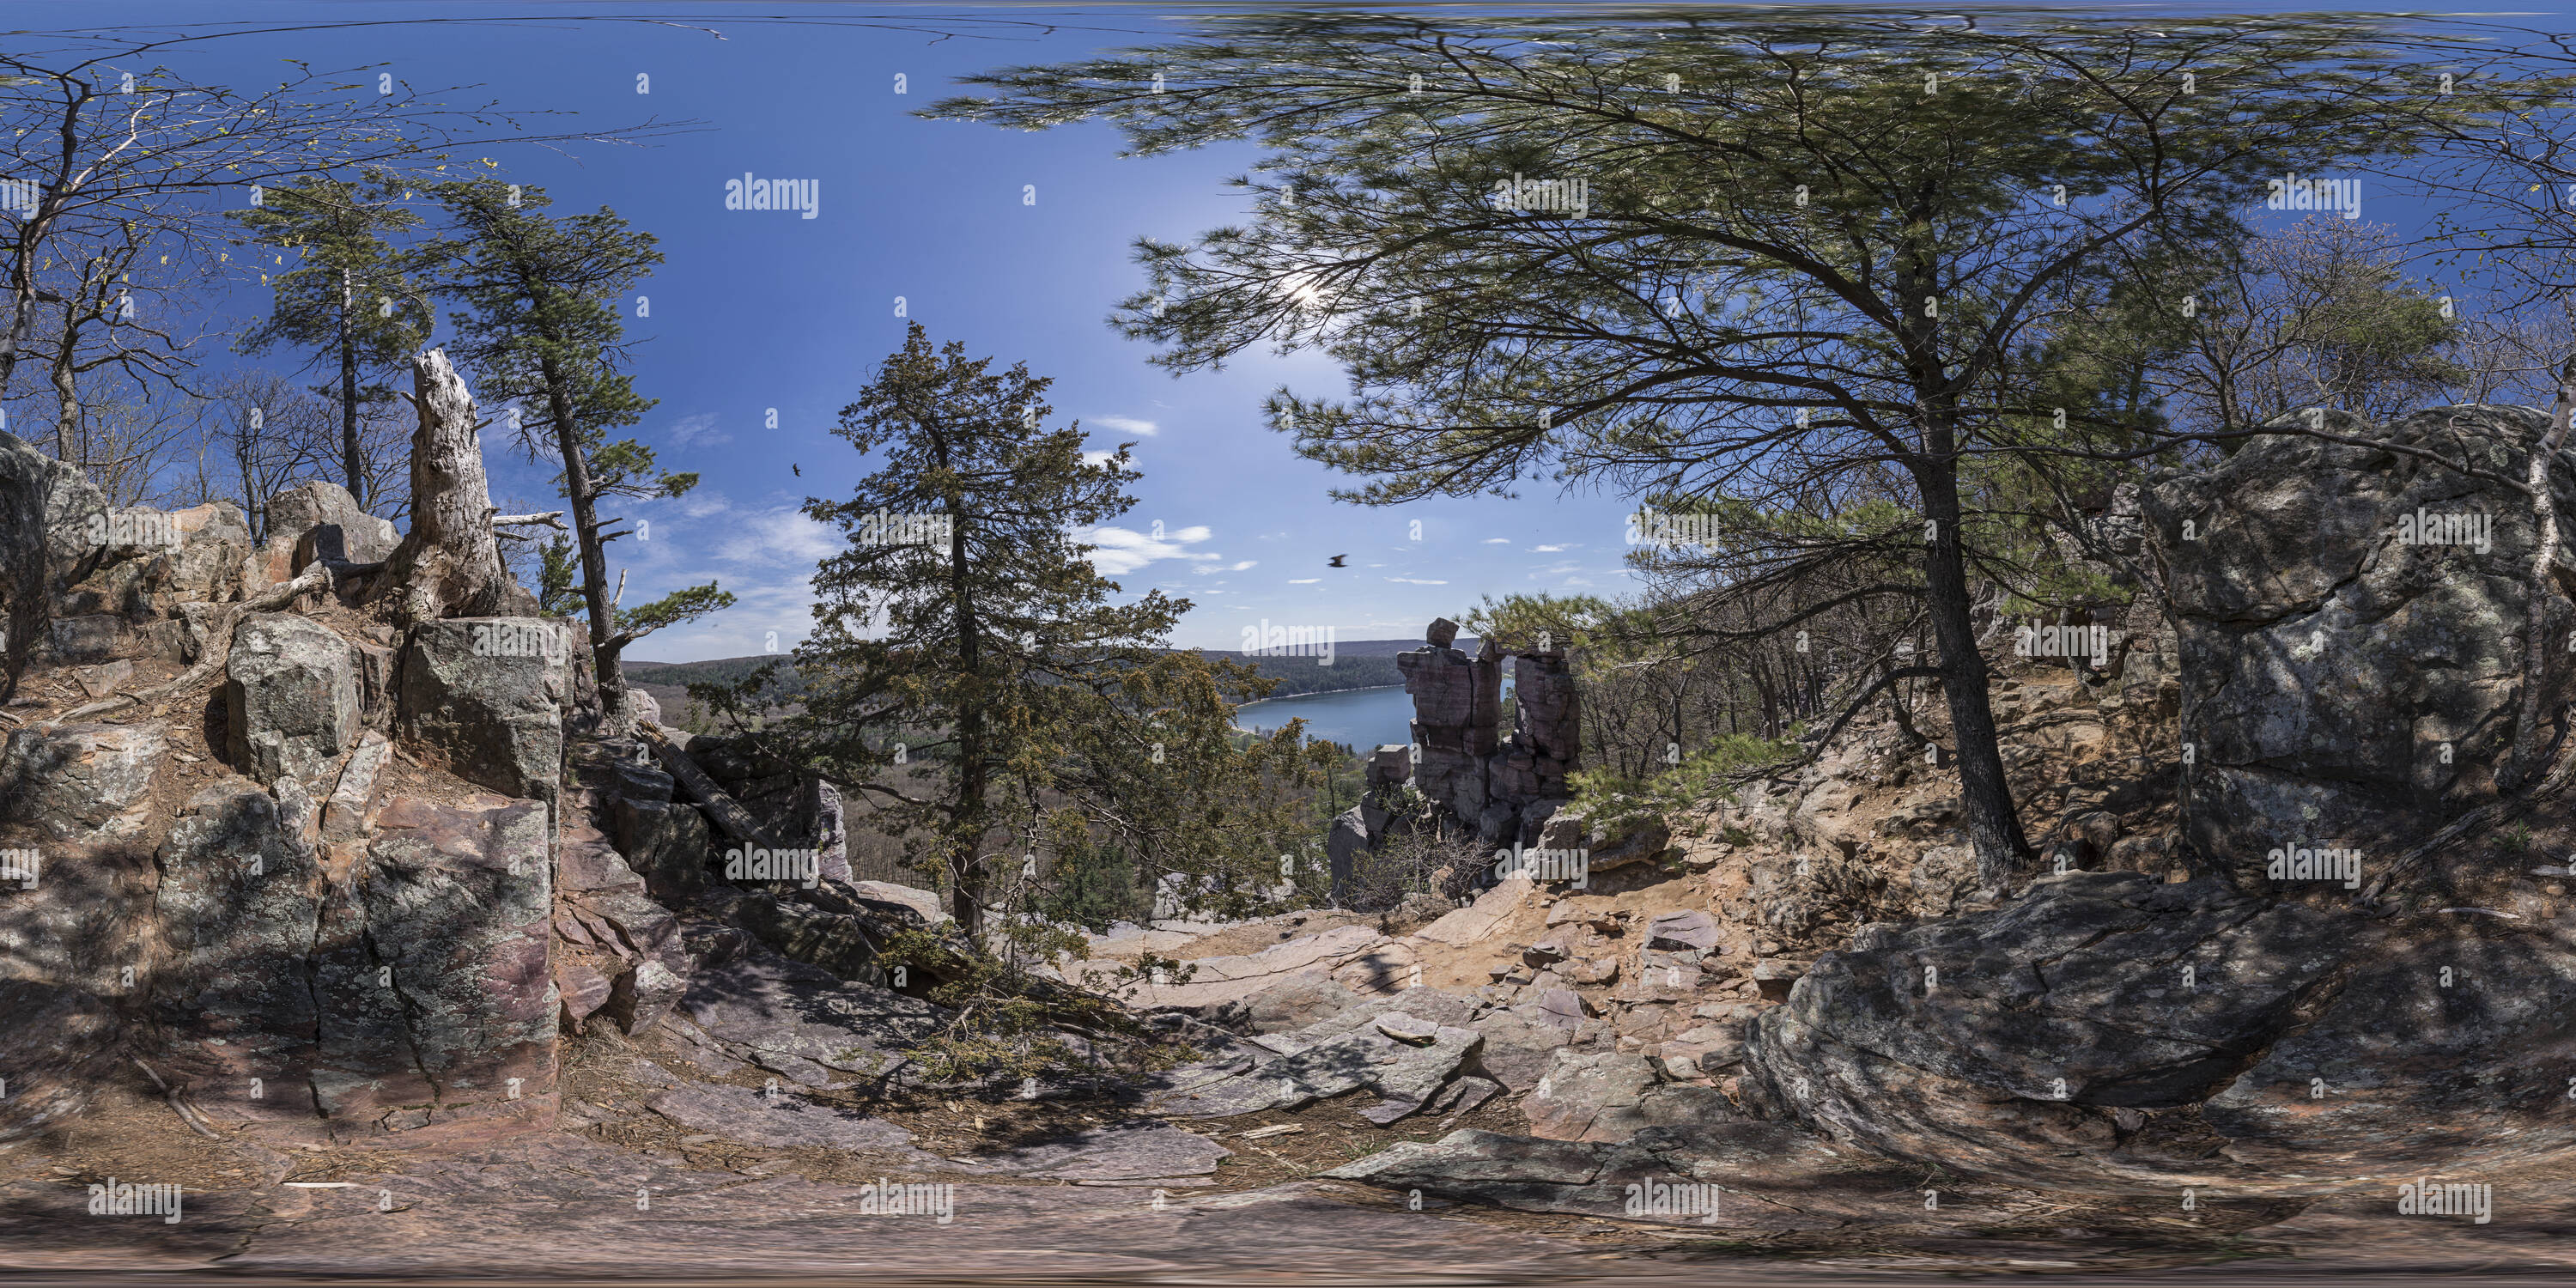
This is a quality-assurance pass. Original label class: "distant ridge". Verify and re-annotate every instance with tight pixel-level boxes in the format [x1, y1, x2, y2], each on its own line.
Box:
[623, 639, 1469, 671]
[623, 639, 1475, 703]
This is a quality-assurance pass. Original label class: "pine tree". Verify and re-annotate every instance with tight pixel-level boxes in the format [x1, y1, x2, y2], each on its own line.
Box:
[231, 172, 431, 511]
[421, 177, 730, 730]
[792, 324, 1316, 936]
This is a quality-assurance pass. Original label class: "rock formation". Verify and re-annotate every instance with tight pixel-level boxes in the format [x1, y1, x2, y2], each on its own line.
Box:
[0, 350, 683, 1147]
[2145, 405, 2576, 895]
[1327, 618, 1589, 903]
[1395, 616, 1579, 844]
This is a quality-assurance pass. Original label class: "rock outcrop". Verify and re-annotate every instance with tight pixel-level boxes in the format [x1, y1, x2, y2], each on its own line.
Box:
[131, 771, 563, 1133]
[224, 613, 361, 787]
[2144, 405, 2576, 895]
[0, 430, 107, 686]
[1744, 868, 2576, 1191]
[0, 720, 166, 840]
[249, 479, 398, 591]
[1393, 617, 1578, 847]
[1323, 619, 1589, 904]
[398, 617, 593, 805]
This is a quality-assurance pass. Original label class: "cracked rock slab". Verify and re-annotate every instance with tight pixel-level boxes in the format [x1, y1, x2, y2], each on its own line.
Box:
[1151, 1024, 1479, 1119]
[681, 949, 947, 1084]
[647, 1082, 918, 1152]
[957, 1120, 1231, 1180]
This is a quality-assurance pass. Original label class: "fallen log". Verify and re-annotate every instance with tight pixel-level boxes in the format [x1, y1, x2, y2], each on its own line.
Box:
[638, 721, 778, 850]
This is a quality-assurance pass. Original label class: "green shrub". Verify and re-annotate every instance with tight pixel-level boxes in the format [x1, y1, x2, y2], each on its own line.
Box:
[1570, 733, 1796, 836]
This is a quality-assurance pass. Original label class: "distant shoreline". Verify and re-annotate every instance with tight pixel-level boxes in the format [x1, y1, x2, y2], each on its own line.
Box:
[1235, 683, 1406, 713]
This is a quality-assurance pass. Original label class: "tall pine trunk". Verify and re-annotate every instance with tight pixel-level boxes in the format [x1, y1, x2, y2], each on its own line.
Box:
[339, 269, 365, 508]
[1917, 435, 2033, 889]
[936, 430, 987, 938]
[536, 351, 632, 736]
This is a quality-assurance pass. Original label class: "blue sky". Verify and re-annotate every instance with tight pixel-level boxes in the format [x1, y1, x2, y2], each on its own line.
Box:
[33, 3, 2571, 658]
[42, 3, 1649, 659]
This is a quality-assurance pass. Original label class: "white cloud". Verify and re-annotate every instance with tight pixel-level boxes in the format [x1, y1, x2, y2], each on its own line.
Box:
[1483, 538, 1510, 544]
[1287, 577, 1320, 584]
[619, 568, 813, 663]
[1532, 544, 1566, 553]
[1082, 450, 1120, 467]
[1227, 560, 1256, 572]
[665, 412, 730, 451]
[1091, 415, 1158, 437]
[714, 507, 841, 567]
[1386, 576, 1449, 585]
[1079, 524, 1218, 575]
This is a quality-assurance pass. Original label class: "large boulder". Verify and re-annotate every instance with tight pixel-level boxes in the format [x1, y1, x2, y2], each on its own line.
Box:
[307, 793, 556, 1127]
[0, 720, 165, 841]
[0, 430, 106, 683]
[2196, 914, 2576, 1178]
[609, 796, 712, 903]
[249, 479, 398, 590]
[2143, 406, 2576, 893]
[398, 617, 590, 803]
[0, 731, 161, 1005]
[147, 501, 252, 608]
[225, 613, 361, 787]
[1741, 870, 2576, 1192]
[154, 780, 328, 1118]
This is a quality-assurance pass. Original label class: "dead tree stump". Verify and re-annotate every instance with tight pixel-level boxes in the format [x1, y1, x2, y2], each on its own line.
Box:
[369, 349, 538, 623]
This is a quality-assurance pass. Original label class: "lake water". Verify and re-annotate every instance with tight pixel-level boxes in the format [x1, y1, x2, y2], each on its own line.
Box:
[1237, 676, 1518, 750]
[1236, 685, 1417, 750]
